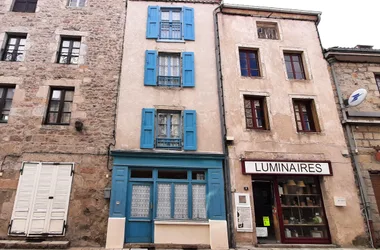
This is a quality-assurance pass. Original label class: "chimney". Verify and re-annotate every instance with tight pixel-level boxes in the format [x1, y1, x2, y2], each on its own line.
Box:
[355, 45, 374, 49]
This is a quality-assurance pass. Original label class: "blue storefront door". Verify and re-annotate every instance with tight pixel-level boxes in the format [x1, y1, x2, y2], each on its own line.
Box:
[125, 182, 153, 243]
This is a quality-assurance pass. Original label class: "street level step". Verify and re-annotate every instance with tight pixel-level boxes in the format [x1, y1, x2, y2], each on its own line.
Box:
[0, 240, 70, 249]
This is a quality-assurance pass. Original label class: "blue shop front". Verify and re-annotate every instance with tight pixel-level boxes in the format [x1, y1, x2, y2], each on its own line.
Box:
[105, 151, 229, 249]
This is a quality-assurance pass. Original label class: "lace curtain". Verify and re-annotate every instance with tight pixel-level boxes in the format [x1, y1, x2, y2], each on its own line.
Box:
[130, 185, 151, 217]
[192, 184, 206, 219]
[174, 184, 188, 219]
[157, 183, 171, 219]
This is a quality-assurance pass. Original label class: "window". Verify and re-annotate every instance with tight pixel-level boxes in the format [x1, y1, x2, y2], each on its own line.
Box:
[156, 170, 207, 220]
[0, 86, 15, 123]
[45, 88, 74, 125]
[239, 50, 260, 77]
[68, 0, 85, 7]
[146, 6, 194, 41]
[244, 96, 269, 130]
[257, 22, 279, 40]
[375, 75, 380, 92]
[144, 50, 194, 87]
[12, 0, 37, 12]
[156, 111, 181, 149]
[158, 53, 181, 87]
[284, 53, 306, 80]
[293, 99, 320, 132]
[57, 37, 81, 64]
[2, 35, 26, 62]
[140, 109, 197, 150]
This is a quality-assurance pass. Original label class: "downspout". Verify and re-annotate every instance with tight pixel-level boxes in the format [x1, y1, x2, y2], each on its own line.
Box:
[327, 58, 375, 248]
[213, 3, 236, 248]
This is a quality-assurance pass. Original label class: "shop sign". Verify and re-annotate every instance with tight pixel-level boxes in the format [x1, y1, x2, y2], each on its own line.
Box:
[256, 227, 268, 237]
[235, 193, 253, 232]
[243, 160, 332, 176]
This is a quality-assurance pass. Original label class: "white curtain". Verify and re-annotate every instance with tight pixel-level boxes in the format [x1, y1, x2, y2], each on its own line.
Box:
[174, 184, 188, 219]
[192, 184, 206, 219]
[157, 184, 171, 219]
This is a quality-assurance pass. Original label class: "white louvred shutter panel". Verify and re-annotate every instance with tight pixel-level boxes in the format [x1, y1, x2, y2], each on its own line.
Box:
[27, 164, 57, 235]
[46, 164, 73, 235]
[9, 163, 39, 235]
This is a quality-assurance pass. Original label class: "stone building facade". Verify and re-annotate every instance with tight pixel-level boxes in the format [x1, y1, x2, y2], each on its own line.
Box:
[217, 4, 367, 247]
[0, 0, 125, 246]
[325, 46, 380, 247]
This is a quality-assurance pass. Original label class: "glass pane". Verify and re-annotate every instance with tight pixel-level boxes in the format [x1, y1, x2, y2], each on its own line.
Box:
[130, 184, 151, 218]
[51, 90, 61, 100]
[69, 0, 77, 6]
[292, 55, 300, 62]
[245, 108, 252, 118]
[79, 0, 86, 6]
[241, 69, 248, 76]
[0, 88, 3, 97]
[60, 48, 69, 54]
[19, 38, 26, 46]
[4, 100, 13, 109]
[246, 118, 254, 128]
[174, 184, 188, 219]
[59, 56, 68, 64]
[250, 70, 259, 77]
[47, 112, 58, 124]
[62, 40, 70, 47]
[63, 102, 72, 112]
[294, 61, 302, 73]
[60, 113, 71, 124]
[158, 170, 187, 179]
[64, 91, 74, 101]
[192, 184, 206, 219]
[131, 169, 152, 178]
[9, 38, 17, 45]
[73, 41, 81, 48]
[71, 48, 80, 56]
[49, 100, 60, 112]
[244, 99, 252, 109]
[172, 11, 181, 21]
[1, 113, 9, 121]
[6, 88, 15, 99]
[295, 73, 304, 79]
[157, 183, 171, 219]
[161, 11, 170, 21]
[70, 56, 78, 64]
[16, 53, 24, 62]
[192, 171, 205, 180]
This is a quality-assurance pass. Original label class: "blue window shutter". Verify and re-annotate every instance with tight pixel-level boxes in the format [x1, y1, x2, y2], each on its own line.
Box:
[207, 169, 226, 220]
[144, 50, 157, 86]
[146, 6, 159, 39]
[183, 110, 197, 150]
[183, 7, 195, 41]
[110, 167, 128, 217]
[140, 108, 155, 149]
[182, 52, 195, 87]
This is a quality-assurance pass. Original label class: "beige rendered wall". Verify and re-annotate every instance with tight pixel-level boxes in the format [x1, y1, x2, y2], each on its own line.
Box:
[154, 222, 210, 245]
[218, 14, 366, 246]
[116, 1, 222, 153]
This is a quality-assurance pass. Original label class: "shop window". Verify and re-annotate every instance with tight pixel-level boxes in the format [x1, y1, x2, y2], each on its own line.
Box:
[239, 49, 261, 77]
[278, 177, 329, 240]
[257, 22, 279, 40]
[284, 52, 306, 80]
[158, 170, 187, 179]
[244, 96, 270, 130]
[293, 99, 320, 132]
[130, 169, 152, 178]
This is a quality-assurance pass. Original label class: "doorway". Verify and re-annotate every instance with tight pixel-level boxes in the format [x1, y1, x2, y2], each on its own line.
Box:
[252, 180, 278, 243]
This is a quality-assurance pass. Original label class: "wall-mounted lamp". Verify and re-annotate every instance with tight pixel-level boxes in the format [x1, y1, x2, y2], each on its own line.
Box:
[75, 121, 84, 132]
[244, 186, 249, 191]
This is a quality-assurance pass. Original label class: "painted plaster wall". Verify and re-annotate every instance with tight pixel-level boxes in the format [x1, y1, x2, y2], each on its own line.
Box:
[218, 14, 366, 246]
[116, 1, 222, 153]
[154, 223, 210, 245]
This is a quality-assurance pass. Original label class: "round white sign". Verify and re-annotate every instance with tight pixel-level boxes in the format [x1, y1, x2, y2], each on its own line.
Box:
[348, 88, 367, 107]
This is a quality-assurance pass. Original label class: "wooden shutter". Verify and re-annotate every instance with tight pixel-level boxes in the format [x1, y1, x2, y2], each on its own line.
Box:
[9, 163, 39, 235]
[144, 50, 157, 86]
[263, 98, 270, 130]
[183, 7, 195, 41]
[370, 173, 380, 217]
[182, 52, 195, 87]
[110, 167, 128, 217]
[140, 108, 155, 149]
[46, 164, 73, 235]
[183, 110, 197, 150]
[146, 6, 160, 39]
[207, 169, 226, 220]
[311, 100, 321, 132]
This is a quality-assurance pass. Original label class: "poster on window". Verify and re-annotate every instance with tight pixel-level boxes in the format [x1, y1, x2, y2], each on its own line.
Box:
[235, 193, 253, 232]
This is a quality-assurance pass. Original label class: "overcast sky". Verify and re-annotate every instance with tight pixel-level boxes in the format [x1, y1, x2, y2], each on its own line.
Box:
[223, 0, 380, 49]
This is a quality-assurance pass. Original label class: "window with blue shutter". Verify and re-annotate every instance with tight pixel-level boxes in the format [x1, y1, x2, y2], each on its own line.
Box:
[207, 169, 226, 220]
[183, 110, 197, 151]
[146, 6, 195, 41]
[182, 52, 195, 87]
[140, 108, 155, 149]
[144, 50, 158, 86]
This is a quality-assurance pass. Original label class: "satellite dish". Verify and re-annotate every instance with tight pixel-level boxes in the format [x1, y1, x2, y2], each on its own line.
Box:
[347, 88, 367, 107]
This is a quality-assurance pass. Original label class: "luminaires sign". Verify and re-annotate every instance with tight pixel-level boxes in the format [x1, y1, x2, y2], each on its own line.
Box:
[243, 160, 332, 176]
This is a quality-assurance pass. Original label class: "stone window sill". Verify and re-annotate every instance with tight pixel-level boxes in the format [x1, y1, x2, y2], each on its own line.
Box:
[157, 39, 185, 43]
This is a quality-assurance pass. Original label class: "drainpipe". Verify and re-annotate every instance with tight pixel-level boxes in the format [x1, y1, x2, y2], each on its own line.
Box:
[327, 58, 375, 248]
[213, 3, 236, 249]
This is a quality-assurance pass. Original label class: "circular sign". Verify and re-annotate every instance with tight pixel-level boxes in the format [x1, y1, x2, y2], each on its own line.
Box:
[348, 88, 367, 107]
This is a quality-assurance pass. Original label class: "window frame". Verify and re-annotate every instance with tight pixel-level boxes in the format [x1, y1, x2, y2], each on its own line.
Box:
[45, 87, 74, 126]
[244, 96, 269, 130]
[284, 52, 306, 80]
[157, 52, 182, 87]
[156, 110, 182, 149]
[0, 85, 16, 123]
[57, 37, 81, 65]
[1, 34, 27, 62]
[239, 49, 261, 77]
[292, 99, 319, 132]
[159, 8, 183, 40]
[12, 0, 37, 12]
[257, 22, 279, 40]
[375, 74, 380, 93]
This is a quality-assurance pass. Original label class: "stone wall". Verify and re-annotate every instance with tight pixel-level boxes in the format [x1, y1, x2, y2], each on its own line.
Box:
[0, 0, 125, 246]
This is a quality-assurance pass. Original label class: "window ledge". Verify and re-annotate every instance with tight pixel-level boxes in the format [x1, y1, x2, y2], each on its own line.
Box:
[245, 129, 271, 133]
[240, 76, 264, 80]
[288, 79, 312, 83]
[154, 220, 209, 226]
[157, 39, 186, 43]
[296, 131, 322, 135]
[40, 124, 71, 130]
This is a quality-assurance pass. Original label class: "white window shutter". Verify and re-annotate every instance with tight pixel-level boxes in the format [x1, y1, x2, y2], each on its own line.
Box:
[27, 165, 56, 235]
[9, 163, 39, 235]
[46, 164, 73, 235]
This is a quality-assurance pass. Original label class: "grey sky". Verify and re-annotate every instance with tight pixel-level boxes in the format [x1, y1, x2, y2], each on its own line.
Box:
[223, 0, 380, 49]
